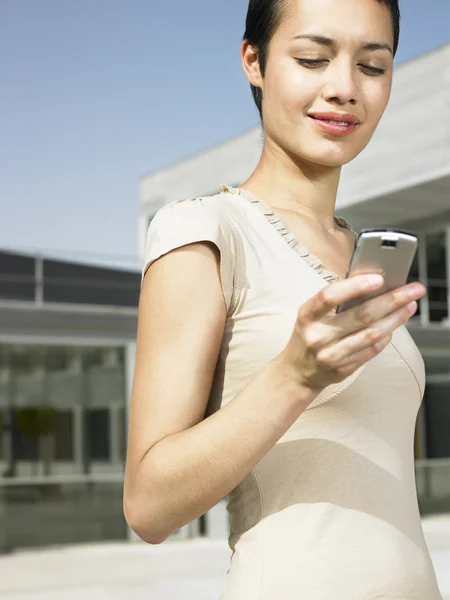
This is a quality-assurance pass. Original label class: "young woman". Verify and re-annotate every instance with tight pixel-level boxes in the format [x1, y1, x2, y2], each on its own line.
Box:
[124, 0, 442, 598]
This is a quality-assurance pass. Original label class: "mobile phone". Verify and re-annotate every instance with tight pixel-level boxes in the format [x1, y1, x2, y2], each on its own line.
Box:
[336, 227, 419, 314]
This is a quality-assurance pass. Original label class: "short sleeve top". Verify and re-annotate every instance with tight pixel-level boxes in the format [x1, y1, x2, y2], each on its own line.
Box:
[142, 196, 238, 313]
[141, 185, 441, 600]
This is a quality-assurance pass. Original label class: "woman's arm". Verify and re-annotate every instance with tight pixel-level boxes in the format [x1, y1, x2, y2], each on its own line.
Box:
[123, 241, 318, 544]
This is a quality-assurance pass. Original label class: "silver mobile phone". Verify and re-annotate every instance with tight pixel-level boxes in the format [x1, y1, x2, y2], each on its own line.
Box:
[336, 227, 419, 314]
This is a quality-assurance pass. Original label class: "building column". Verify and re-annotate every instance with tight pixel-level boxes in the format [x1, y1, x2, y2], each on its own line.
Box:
[206, 500, 229, 539]
[109, 405, 120, 468]
[418, 232, 429, 326]
[0, 367, 12, 472]
[34, 255, 44, 306]
[415, 402, 428, 460]
[73, 407, 83, 474]
[124, 342, 141, 542]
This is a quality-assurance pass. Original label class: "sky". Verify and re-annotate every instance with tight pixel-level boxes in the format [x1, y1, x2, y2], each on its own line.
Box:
[1, 0, 449, 270]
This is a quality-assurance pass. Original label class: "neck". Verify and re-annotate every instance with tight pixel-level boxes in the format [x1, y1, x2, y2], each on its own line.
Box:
[240, 139, 342, 232]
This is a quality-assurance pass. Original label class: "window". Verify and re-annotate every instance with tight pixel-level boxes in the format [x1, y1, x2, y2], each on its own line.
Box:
[0, 343, 126, 476]
[54, 411, 74, 461]
[85, 408, 110, 461]
[407, 252, 421, 318]
[426, 231, 448, 323]
[424, 383, 450, 458]
[12, 408, 73, 462]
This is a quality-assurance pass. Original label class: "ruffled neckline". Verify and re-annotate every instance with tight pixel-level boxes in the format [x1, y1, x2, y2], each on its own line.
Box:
[220, 184, 356, 284]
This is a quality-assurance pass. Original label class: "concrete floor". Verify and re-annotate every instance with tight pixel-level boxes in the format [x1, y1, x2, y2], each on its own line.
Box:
[0, 516, 449, 599]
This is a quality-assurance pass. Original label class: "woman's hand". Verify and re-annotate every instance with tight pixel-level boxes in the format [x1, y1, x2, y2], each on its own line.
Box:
[279, 274, 426, 392]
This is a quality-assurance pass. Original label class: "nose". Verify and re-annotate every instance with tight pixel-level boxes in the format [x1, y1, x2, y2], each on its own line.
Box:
[321, 59, 358, 105]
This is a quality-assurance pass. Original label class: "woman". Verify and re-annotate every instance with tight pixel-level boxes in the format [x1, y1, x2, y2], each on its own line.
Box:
[124, 0, 442, 598]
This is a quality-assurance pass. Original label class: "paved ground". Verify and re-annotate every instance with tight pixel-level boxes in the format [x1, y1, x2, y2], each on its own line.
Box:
[0, 516, 449, 599]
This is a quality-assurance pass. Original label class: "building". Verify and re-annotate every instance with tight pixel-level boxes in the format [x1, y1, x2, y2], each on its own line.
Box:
[0, 249, 140, 551]
[1, 43, 449, 554]
[139, 43, 450, 533]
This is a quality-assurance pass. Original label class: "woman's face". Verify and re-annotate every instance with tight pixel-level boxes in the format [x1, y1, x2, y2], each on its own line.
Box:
[250, 0, 394, 167]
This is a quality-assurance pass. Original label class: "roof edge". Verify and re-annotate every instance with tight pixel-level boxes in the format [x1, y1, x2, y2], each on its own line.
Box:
[139, 122, 261, 183]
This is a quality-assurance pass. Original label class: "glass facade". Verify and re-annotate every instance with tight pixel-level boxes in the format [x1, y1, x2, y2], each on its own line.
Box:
[425, 231, 448, 323]
[415, 353, 450, 516]
[407, 250, 421, 318]
[424, 380, 450, 459]
[0, 343, 128, 551]
[1, 479, 126, 550]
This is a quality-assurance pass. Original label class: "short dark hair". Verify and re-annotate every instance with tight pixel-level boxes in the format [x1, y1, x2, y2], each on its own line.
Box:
[243, 0, 400, 123]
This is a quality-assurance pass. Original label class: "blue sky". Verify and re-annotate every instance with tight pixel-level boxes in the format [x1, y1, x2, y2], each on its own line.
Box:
[1, 0, 449, 269]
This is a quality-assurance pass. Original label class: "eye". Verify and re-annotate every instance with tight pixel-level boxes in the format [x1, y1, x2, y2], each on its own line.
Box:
[360, 65, 386, 76]
[295, 59, 327, 68]
[295, 59, 386, 76]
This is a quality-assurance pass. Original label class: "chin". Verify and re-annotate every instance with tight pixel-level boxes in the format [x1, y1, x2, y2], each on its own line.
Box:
[288, 147, 358, 169]
[282, 132, 362, 167]
[303, 140, 369, 168]
[313, 153, 358, 167]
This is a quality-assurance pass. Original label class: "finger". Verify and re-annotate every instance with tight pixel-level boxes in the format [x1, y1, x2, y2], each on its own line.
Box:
[334, 333, 393, 376]
[303, 274, 384, 323]
[335, 281, 424, 337]
[317, 303, 413, 367]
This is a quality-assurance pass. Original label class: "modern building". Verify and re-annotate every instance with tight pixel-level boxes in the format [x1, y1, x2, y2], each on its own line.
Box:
[0, 249, 141, 551]
[1, 42, 449, 554]
[139, 43, 450, 533]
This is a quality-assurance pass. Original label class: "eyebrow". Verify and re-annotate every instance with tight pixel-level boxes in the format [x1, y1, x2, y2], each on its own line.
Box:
[291, 34, 393, 55]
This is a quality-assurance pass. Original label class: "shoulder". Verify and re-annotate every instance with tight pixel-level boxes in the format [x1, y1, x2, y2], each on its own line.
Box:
[150, 194, 225, 229]
[150, 193, 230, 231]
[143, 192, 241, 311]
[147, 190, 245, 252]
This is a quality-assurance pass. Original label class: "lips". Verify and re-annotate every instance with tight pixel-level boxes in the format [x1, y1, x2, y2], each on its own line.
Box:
[308, 112, 360, 125]
[308, 116, 360, 136]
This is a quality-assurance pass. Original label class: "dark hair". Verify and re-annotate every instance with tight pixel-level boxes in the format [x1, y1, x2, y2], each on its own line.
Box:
[243, 0, 400, 123]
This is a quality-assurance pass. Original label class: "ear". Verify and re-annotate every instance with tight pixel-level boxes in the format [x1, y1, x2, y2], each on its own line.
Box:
[241, 40, 263, 89]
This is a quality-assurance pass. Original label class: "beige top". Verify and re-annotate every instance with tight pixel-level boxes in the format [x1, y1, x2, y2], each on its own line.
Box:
[142, 184, 442, 600]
